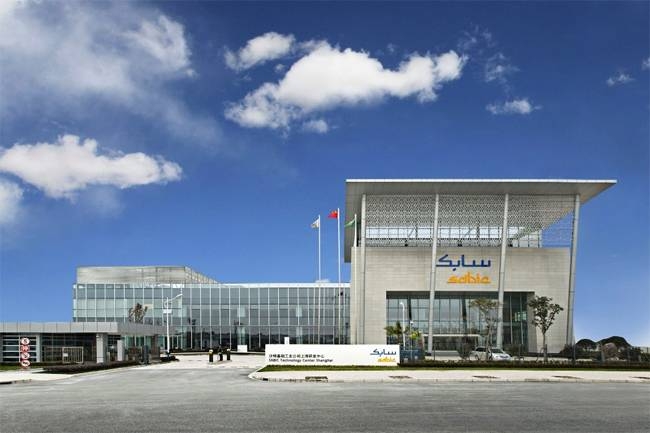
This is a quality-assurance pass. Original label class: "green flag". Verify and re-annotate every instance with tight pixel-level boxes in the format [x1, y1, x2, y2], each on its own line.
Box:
[344, 217, 356, 228]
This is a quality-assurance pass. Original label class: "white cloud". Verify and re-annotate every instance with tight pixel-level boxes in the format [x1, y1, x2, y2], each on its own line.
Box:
[457, 26, 494, 53]
[226, 43, 466, 130]
[302, 119, 329, 134]
[606, 72, 634, 87]
[0, 178, 24, 226]
[0, 135, 182, 199]
[0, 2, 220, 147]
[641, 57, 650, 70]
[225, 32, 296, 71]
[486, 98, 539, 115]
[484, 52, 518, 84]
[125, 15, 194, 77]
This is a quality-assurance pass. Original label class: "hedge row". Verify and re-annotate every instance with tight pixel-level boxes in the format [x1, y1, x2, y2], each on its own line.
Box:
[401, 360, 650, 370]
[42, 360, 139, 374]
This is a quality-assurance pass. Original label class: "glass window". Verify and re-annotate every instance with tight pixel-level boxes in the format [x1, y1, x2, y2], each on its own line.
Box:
[211, 287, 220, 305]
[230, 287, 239, 305]
[220, 287, 230, 305]
[201, 286, 210, 303]
[190, 287, 200, 303]
[220, 309, 229, 326]
[279, 288, 288, 304]
[279, 306, 289, 326]
[269, 288, 279, 305]
[449, 298, 461, 322]
[240, 288, 249, 304]
[259, 306, 269, 326]
[269, 308, 279, 325]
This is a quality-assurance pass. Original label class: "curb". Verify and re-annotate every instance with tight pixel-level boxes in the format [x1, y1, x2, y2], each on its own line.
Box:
[0, 379, 33, 385]
[249, 373, 650, 384]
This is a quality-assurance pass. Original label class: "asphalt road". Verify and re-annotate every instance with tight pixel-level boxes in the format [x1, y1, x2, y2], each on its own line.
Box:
[1, 367, 648, 433]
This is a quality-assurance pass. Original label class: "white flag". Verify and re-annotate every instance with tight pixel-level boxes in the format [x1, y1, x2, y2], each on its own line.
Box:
[311, 216, 320, 229]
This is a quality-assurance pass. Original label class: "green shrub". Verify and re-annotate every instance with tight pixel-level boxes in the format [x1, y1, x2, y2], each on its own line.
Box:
[42, 360, 138, 374]
[402, 360, 650, 370]
[457, 341, 473, 360]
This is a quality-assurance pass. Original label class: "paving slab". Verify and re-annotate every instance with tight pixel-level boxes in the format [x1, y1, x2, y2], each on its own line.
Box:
[0, 369, 72, 385]
[140, 353, 265, 370]
[250, 368, 650, 383]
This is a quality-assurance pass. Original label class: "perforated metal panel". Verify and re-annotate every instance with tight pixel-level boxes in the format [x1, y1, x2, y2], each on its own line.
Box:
[508, 195, 575, 247]
[365, 194, 575, 248]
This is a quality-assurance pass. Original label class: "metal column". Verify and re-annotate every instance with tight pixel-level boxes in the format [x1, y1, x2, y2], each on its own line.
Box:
[350, 228, 359, 345]
[359, 194, 367, 344]
[96, 333, 107, 364]
[496, 193, 509, 349]
[566, 194, 581, 345]
[427, 194, 440, 355]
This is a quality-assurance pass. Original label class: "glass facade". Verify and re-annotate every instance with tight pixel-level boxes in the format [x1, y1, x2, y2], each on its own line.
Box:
[1, 334, 37, 363]
[73, 283, 350, 351]
[41, 333, 97, 363]
[386, 292, 528, 350]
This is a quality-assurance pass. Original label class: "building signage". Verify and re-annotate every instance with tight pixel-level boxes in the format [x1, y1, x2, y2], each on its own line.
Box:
[265, 344, 400, 366]
[436, 254, 493, 285]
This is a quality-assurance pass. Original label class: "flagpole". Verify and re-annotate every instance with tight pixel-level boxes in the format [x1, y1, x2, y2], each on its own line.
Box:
[337, 208, 341, 344]
[353, 214, 357, 343]
[317, 215, 321, 344]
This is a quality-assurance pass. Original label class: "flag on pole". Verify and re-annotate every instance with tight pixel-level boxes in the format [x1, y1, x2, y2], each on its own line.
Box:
[328, 209, 339, 219]
[344, 216, 356, 228]
[311, 216, 320, 229]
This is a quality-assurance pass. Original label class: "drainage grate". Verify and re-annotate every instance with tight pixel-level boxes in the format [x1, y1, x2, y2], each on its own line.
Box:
[552, 375, 581, 380]
[473, 375, 499, 379]
[632, 376, 650, 380]
[389, 375, 412, 380]
[305, 376, 328, 382]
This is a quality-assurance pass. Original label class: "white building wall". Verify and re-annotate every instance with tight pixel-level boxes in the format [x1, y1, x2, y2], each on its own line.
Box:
[353, 246, 570, 352]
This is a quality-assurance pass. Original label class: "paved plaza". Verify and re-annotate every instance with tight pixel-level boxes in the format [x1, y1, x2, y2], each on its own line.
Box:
[1, 355, 649, 433]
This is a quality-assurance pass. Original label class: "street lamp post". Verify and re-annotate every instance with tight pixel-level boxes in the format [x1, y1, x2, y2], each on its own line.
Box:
[164, 294, 182, 355]
[399, 302, 406, 348]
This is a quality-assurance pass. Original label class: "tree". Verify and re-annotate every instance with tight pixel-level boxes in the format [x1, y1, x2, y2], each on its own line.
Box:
[405, 326, 422, 350]
[598, 336, 631, 348]
[528, 295, 563, 363]
[576, 338, 597, 351]
[469, 298, 499, 359]
[128, 303, 148, 323]
[384, 321, 403, 345]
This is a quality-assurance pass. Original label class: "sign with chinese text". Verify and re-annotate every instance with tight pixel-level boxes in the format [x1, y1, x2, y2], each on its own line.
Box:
[265, 344, 400, 366]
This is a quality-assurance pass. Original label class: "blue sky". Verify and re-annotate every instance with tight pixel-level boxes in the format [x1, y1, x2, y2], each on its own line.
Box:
[0, 1, 648, 345]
